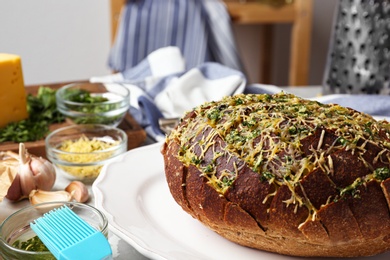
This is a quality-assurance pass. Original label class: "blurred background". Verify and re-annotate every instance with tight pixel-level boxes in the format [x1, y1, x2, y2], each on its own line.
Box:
[0, 0, 337, 86]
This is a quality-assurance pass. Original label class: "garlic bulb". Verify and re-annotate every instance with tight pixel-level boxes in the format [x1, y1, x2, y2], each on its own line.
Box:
[5, 143, 56, 201]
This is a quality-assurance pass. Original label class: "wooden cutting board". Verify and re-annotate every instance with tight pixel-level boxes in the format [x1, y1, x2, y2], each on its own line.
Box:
[0, 82, 147, 159]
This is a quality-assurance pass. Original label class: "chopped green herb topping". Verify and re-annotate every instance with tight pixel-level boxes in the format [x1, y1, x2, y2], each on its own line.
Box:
[12, 236, 48, 252]
[374, 167, 390, 181]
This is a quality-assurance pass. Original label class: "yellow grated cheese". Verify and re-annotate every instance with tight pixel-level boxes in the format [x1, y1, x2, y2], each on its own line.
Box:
[58, 134, 119, 179]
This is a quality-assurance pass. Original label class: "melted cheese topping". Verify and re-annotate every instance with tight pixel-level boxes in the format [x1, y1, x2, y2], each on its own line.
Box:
[167, 93, 390, 213]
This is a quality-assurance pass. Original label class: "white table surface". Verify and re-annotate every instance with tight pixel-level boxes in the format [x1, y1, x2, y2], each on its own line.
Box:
[0, 136, 157, 260]
[0, 171, 150, 260]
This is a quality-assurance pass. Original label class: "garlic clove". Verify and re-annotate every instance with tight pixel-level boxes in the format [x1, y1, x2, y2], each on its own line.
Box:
[5, 174, 22, 202]
[30, 157, 56, 190]
[18, 143, 37, 198]
[29, 189, 72, 205]
[65, 181, 89, 203]
[19, 162, 36, 199]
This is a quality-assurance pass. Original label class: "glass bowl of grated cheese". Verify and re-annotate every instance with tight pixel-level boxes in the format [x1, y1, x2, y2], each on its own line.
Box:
[45, 124, 127, 183]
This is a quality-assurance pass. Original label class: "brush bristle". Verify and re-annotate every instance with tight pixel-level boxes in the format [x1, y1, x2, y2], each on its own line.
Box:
[30, 205, 96, 258]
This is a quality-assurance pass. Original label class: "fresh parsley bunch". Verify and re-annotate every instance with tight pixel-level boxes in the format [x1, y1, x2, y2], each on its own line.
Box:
[0, 87, 65, 142]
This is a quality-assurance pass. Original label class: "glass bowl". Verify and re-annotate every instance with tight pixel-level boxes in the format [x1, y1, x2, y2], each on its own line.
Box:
[45, 124, 127, 183]
[0, 201, 108, 260]
[56, 82, 130, 127]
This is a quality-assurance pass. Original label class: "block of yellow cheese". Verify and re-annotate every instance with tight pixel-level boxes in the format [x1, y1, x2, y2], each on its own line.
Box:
[0, 53, 28, 128]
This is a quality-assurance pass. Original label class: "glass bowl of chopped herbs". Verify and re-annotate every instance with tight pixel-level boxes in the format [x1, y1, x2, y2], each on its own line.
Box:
[0, 201, 108, 260]
[56, 82, 130, 127]
[45, 124, 128, 183]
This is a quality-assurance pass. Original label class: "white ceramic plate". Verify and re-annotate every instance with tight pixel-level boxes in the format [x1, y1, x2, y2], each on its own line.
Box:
[93, 142, 390, 260]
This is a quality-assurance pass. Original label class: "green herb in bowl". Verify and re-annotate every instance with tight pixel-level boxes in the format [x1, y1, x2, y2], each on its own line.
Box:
[63, 88, 109, 104]
[56, 83, 130, 127]
[12, 236, 48, 252]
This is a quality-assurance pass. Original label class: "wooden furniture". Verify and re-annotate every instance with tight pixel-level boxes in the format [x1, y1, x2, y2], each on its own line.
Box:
[110, 0, 125, 44]
[225, 0, 313, 86]
[109, 0, 313, 86]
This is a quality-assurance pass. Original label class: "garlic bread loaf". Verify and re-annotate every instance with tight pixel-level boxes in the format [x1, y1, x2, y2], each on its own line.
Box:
[162, 93, 390, 257]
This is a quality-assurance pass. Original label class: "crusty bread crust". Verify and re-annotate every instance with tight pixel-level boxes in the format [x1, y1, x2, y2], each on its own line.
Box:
[162, 93, 390, 257]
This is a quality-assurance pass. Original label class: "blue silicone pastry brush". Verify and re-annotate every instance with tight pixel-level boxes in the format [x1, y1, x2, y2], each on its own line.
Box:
[30, 205, 112, 260]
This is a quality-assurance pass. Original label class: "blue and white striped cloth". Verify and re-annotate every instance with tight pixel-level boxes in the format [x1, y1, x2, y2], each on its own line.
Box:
[93, 46, 246, 141]
[108, 0, 244, 73]
[93, 43, 390, 140]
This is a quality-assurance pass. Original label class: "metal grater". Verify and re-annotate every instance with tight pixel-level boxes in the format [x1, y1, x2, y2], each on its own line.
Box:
[322, 0, 390, 95]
